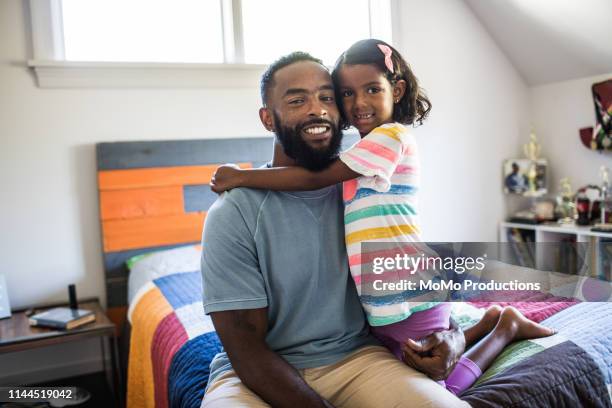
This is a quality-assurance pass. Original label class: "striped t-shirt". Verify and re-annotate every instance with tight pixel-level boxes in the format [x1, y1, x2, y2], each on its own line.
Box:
[340, 123, 441, 326]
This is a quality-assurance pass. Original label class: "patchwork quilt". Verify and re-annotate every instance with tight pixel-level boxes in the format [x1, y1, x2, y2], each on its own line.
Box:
[126, 246, 612, 408]
[126, 245, 221, 408]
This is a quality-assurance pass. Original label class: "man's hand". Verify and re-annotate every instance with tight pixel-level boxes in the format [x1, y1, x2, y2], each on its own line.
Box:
[401, 319, 466, 381]
[211, 309, 332, 408]
[210, 164, 243, 194]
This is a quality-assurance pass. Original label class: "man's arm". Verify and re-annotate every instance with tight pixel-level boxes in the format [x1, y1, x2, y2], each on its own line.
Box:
[401, 317, 466, 381]
[211, 308, 333, 408]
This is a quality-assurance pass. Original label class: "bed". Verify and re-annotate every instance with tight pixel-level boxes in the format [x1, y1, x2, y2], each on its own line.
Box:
[96, 137, 272, 407]
[96, 138, 612, 408]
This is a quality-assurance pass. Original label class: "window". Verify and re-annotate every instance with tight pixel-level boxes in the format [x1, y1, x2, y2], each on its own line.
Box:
[241, 0, 373, 66]
[62, 0, 224, 63]
[28, 0, 394, 87]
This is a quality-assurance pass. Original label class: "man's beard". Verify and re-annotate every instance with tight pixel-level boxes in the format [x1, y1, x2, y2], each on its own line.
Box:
[273, 112, 343, 171]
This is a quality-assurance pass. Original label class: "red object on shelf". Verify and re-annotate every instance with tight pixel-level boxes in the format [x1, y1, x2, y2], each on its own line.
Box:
[576, 188, 590, 225]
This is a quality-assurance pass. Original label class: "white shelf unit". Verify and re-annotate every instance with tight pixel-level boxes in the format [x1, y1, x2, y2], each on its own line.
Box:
[500, 222, 612, 243]
[499, 222, 612, 279]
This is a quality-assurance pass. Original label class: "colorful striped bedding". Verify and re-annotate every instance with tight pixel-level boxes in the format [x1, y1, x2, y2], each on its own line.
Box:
[126, 245, 222, 408]
[461, 301, 612, 407]
[126, 245, 612, 408]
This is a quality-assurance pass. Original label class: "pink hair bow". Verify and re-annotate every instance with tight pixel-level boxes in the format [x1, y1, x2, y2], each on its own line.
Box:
[377, 44, 394, 73]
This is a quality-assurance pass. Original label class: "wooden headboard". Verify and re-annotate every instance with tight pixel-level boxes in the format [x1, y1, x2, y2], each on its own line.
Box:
[96, 137, 273, 327]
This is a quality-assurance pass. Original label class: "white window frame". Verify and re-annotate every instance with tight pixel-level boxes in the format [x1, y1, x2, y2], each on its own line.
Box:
[28, 0, 398, 88]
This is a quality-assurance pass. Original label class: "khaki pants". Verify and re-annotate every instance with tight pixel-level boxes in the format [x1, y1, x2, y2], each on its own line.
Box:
[201, 346, 470, 408]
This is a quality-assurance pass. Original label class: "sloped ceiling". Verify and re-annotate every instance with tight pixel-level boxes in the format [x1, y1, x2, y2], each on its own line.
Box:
[464, 0, 612, 86]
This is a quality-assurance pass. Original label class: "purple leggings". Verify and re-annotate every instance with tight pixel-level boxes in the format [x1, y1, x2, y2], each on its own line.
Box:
[370, 304, 481, 396]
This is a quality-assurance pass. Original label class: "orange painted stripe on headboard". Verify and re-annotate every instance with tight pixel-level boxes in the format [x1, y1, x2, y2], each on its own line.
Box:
[98, 163, 252, 191]
[102, 212, 206, 252]
[100, 186, 184, 221]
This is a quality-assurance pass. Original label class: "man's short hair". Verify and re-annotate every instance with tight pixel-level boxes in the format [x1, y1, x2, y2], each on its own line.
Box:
[260, 52, 324, 106]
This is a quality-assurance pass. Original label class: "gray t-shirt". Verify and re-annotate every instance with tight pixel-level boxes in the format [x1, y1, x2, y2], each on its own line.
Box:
[201, 184, 376, 384]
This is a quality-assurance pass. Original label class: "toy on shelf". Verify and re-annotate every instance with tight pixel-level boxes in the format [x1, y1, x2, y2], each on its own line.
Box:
[555, 178, 576, 225]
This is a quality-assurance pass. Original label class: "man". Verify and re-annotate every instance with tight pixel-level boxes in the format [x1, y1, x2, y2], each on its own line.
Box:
[201, 52, 469, 407]
[505, 162, 527, 193]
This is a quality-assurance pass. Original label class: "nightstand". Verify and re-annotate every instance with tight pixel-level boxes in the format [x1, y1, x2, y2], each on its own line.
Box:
[0, 298, 122, 407]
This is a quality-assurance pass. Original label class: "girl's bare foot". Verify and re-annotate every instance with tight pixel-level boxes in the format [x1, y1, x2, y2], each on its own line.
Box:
[497, 306, 556, 342]
[460, 306, 556, 383]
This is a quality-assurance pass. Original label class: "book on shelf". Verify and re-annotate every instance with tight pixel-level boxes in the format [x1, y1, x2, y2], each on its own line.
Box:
[599, 238, 612, 281]
[29, 307, 95, 330]
[507, 228, 535, 268]
[557, 236, 578, 275]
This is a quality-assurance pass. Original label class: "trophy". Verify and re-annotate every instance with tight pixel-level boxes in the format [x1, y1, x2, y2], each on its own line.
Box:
[555, 178, 576, 225]
[523, 129, 542, 196]
[601, 166, 610, 190]
[600, 166, 611, 224]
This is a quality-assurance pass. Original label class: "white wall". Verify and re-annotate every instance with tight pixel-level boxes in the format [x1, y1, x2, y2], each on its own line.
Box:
[0, 0, 529, 311]
[0, 0, 264, 312]
[1, 0, 529, 382]
[530, 74, 612, 193]
[394, 0, 530, 241]
[0, 0, 263, 383]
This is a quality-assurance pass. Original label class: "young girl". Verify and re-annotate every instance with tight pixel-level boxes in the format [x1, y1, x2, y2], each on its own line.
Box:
[210, 39, 554, 395]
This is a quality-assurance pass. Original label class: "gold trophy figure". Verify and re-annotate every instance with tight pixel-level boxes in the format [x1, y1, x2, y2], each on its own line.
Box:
[600, 166, 611, 225]
[523, 129, 542, 196]
[556, 178, 576, 225]
[523, 129, 541, 161]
